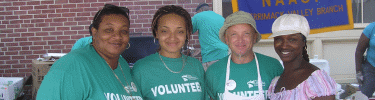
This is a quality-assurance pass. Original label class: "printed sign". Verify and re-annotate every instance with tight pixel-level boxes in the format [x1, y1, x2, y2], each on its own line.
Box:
[232, 0, 354, 38]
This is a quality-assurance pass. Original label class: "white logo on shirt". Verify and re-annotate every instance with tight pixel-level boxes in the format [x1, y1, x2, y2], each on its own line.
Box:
[104, 92, 143, 100]
[131, 82, 137, 92]
[181, 75, 198, 81]
[124, 82, 137, 93]
[217, 90, 267, 100]
[247, 80, 265, 89]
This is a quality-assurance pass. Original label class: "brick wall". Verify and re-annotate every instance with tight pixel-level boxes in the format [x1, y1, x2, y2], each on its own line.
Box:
[0, 0, 212, 77]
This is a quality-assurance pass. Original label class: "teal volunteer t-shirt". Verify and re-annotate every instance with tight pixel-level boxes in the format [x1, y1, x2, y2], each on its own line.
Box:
[363, 22, 375, 67]
[205, 53, 283, 100]
[132, 53, 206, 100]
[37, 45, 143, 100]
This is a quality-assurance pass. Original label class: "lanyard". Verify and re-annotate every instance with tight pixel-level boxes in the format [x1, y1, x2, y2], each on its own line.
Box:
[223, 53, 264, 100]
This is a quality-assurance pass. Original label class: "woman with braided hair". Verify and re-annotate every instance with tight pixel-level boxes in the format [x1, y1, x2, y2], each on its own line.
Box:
[132, 5, 206, 100]
[267, 14, 337, 100]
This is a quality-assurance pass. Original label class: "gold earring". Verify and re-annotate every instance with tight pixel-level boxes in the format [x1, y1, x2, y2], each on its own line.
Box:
[126, 43, 130, 49]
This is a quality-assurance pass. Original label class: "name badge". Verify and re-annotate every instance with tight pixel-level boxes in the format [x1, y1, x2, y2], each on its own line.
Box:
[226, 80, 236, 91]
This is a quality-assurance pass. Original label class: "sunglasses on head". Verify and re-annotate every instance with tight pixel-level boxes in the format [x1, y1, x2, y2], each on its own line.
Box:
[94, 4, 130, 21]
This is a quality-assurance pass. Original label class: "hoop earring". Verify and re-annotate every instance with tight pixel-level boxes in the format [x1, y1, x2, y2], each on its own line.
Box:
[126, 43, 130, 49]
[154, 38, 158, 44]
[184, 40, 190, 55]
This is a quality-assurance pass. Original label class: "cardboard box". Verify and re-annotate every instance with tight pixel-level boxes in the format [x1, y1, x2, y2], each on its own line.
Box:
[31, 60, 54, 100]
[0, 77, 24, 100]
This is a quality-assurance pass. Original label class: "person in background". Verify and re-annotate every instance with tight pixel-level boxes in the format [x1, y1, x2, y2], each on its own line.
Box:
[355, 22, 375, 98]
[71, 24, 93, 51]
[192, 3, 228, 71]
[267, 14, 336, 100]
[37, 4, 143, 100]
[132, 5, 206, 100]
[205, 11, 283, 100]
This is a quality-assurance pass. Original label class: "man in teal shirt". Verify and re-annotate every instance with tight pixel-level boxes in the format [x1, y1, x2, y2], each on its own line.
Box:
[205, 11, 283, 100]
[192, 3, 229, 71]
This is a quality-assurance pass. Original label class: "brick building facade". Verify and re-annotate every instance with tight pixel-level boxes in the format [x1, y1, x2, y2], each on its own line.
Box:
[0, 0, 212, 77]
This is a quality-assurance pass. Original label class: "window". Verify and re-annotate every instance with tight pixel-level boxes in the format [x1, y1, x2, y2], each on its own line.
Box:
[352, 0, 375, 28]
[221, 0, 375, 28]
[222, 0, 233, 18]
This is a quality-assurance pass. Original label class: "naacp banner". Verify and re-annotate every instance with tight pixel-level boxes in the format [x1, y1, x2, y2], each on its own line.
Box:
[232, 0, 354, 38]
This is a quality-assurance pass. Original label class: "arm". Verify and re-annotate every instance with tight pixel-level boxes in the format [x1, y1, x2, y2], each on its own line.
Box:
[355, 33, 370, 73]
[313, 95, 335, 100]
[131, 62, 144, 97]
[205, 68, 217, 100]
[36, 60, 85, 99]
[192, 16, 198, 34]
[193, 58, 211, 100]
[204, 76, 214, 100]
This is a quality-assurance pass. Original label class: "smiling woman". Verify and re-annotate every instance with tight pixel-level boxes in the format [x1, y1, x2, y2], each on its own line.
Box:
[92, 14, 130, 68]
[155, 13, 187, 58]
[36, 4, 143, 100]
[267, 14, 336, 100]
[131, 5, 206, 100]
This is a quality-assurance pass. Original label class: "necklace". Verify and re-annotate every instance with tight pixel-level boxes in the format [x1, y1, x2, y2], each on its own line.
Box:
[158, 53, 185, 73]
[106, 62, 134, 99]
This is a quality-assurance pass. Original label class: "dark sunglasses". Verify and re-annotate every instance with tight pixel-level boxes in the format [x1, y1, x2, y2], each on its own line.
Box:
[94, 4, 130, 21]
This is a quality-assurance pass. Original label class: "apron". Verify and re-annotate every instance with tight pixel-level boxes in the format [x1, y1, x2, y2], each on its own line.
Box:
[223, 53, 265, 100]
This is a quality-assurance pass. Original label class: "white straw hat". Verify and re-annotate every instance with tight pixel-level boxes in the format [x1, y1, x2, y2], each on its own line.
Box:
[269, 14, 310, 38]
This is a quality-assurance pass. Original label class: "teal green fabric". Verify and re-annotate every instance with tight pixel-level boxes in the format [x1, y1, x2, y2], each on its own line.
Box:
[205, 53, 283, 100]
[192, 11, 228, 63]
[71, 36, 92, 51]
[37, 45, 143, 100]
[363, 22, 375, 67]
[132, 53, 206, 100]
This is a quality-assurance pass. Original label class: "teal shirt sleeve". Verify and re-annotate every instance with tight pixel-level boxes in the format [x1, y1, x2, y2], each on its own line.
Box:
[205, 58, 225, 100]
[258, 53, 284, 78]
[363, 22, 375, 38]
[205, 69, 216, 100]
[192, 16, 198, 34]
[36, 58, 86, 99]
[131, 62, 144, 98]
[362, 22, 375, 67]
[38, 45, 143, 99]
[363, 22, 375, 40]
[71, 36, 92, 51]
